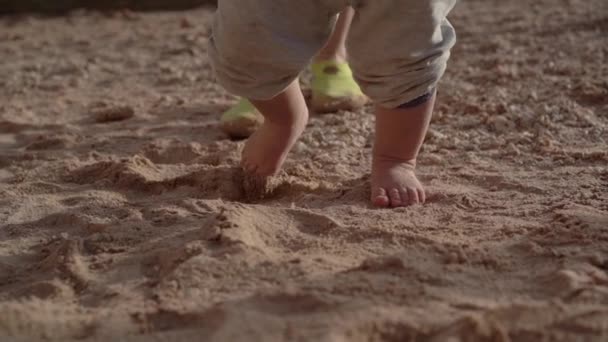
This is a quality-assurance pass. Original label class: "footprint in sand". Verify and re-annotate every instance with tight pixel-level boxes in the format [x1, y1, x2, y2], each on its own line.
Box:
[202, 204, 345, 260]
[90, 104, 135, 123]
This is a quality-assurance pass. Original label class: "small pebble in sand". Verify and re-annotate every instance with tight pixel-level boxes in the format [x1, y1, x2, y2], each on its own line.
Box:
[426, 128, 446, 142]
[180, 18, 194, 29]
[489, 115, 515, 133]
[425, 154, 443, 165]
[294, 141, 311, 154]
[588, 253, 606, 267]
[91, 105, 135, 123]
[506, 143, 521, 156]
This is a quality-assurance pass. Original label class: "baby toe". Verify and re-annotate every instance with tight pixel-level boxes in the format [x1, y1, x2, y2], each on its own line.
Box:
[372, 187, 390, 207]
[417, 188, 426, 204]
[388, 188, 403, 207]
[406, 187, 420, 206]
[399, 188, 411, 207]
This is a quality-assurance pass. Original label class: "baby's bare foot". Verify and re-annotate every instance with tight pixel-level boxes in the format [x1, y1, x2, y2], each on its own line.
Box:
[241, 111, 308, 177]
[371, 156, 426, 208]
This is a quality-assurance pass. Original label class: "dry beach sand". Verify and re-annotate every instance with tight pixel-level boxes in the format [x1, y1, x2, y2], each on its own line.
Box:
[1, 0, 607, 340]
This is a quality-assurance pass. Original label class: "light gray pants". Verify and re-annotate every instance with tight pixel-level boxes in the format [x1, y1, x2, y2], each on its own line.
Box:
[209, 0, 457, 109]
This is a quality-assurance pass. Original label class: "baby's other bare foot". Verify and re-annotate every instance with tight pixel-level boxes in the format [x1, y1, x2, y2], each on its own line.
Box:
[241, 110, 308, 177]
[371, 156, 426, 208]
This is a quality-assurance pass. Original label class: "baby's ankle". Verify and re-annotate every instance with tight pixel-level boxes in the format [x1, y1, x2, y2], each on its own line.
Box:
[372, 152, 417, 170]
[313, 51, 347, 64]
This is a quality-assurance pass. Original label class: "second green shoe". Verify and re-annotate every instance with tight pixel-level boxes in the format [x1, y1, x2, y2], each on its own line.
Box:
[220, 98, 264, 139]
[311, 61, 368, 113]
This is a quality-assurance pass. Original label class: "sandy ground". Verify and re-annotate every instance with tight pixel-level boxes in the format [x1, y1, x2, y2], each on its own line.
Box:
[0, 0, 607, 341]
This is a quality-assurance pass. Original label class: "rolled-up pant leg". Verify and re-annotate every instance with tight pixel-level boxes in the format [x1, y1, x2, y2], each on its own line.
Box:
[209, 0, 346, 100]
[347, 0, 457, 108]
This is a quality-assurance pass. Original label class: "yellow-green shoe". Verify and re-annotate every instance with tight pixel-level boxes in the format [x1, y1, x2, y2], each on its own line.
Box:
[220, 98, 263, 139]
[311, 61, 368, 113]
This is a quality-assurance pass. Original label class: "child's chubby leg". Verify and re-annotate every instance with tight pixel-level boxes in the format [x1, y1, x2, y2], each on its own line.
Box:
[209, 0, 345, 178]
[372, 91, 435, 207]
[347, 0, 458, 207]
[242, 79, 308, 176]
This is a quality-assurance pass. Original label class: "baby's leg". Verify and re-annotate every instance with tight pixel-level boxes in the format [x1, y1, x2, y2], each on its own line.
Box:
[314, 6, 353, 63]
[311, 6, 368, 113]
[242, 79, 308, 176]
[348, 0, 457, 207]
[372, 92, 435, 207]
[209, 1, 344, 178]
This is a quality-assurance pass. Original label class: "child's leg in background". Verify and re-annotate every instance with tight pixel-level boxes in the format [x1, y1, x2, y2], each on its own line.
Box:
[314, 6, 353, 63]
[311, 6, 367, 113]
[347, 0, 457, 207]
[219, 5, 364, 138]
[209, 0, 345, 175]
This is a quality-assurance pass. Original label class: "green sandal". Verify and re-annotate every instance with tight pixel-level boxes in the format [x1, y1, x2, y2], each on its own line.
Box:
[311, 61, 368, 113]
[220, 98, 263, 139]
